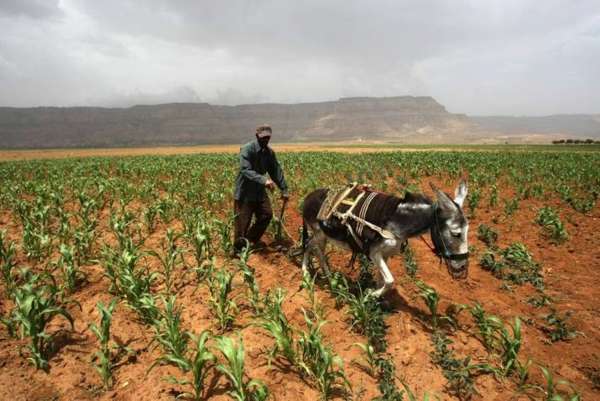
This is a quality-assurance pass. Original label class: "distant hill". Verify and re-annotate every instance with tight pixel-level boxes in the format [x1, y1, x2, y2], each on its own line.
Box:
[0, 97, 598, 148]
[472, 115, 600, 139]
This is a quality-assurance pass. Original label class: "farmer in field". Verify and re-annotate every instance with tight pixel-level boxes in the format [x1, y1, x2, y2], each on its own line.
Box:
[233, 124, 289, 254]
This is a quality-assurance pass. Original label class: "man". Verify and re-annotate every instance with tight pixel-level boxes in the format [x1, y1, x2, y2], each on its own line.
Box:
[233, 124, 289, 253]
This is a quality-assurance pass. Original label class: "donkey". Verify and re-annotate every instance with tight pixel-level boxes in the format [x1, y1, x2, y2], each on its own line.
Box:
[301, 180, 469, 298]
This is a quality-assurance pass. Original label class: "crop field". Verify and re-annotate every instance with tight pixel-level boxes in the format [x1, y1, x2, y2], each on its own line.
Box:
[0, 149, 598, 401]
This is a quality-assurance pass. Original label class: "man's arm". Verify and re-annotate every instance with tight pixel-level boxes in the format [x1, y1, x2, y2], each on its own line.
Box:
[268, 151, 289, 196]
[240, 146, 267, 185]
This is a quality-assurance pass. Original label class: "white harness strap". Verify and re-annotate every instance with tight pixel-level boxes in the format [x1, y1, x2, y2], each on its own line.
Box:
[356, 191, 377, 236]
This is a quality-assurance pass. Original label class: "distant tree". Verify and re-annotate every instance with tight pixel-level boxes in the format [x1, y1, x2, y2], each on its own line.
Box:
[585, 138, 594, 144]
[566, 139, 574, 144]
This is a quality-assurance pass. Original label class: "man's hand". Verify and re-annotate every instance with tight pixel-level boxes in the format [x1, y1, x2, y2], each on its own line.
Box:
[265, 178, 276, 190]
[281, 192, 290, 202]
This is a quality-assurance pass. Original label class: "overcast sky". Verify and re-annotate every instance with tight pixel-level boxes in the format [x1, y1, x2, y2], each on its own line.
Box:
[1, 0, 599, 115]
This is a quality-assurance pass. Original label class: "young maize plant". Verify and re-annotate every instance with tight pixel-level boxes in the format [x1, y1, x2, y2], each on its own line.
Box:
[488, 184, 498, 208]
[152, 295, 190, 362]
[89, 299, 118, 390]
[536, 206, 569, 244]
[155, 330, 215, 401]
[215, 335, 269, 401]
[402, 245, 419, 278]
[115, 248, 160, 324]
[542, 309, 579, 342]
[301, 270, 324, 319]
[11, 270, 74, 370]
[477, 224, 498, 249]
[351, 342, 378, 378]
[57, 243, 86, 294]
[416, 281, 441, 329]
[257, 288, 297, 367]
[468, 188, 481, 218]
[214, 215, 234, 256]
[296, 310, 350, 400]
[0, 229, 17, 295]
[73, 226, 93, 264]
[470, 303, 503, 351]
[147, 229, 184, 294]
[497, 317, 522, 376]
[327, 271, 351, 308]
[538, 365, 581, 401]
[345, 285, 387, 353]
[236, 244, 261, 315]
[208, 268, 238, 332]
[430, 331, 495, 401]
[186, 217, 213, 275]
[142, 204, 158, 233]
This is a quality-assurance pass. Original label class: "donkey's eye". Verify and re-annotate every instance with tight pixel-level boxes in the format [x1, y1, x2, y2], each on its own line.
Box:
[451, 231, 461, 238]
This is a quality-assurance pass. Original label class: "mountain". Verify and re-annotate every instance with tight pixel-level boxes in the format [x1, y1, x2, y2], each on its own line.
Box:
[0, 96, 478, 148]
[472, 115, 600, 139]
[1, 97, 598, 149]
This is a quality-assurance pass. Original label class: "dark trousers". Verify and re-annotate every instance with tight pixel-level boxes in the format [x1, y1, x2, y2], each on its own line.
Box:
[234, 197, 273, 250]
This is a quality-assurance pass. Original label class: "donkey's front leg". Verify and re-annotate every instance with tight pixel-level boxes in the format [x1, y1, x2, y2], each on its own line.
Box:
[369, 251, 394, 298]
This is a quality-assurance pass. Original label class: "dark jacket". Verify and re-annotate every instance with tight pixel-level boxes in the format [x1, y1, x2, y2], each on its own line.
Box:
[234, 140, 288, 202]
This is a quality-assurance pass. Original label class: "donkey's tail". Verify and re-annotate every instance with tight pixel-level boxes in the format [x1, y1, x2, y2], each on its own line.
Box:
[301, 218, 308, 252]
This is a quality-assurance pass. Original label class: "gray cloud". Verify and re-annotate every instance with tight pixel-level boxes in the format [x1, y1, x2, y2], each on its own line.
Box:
[0, 0, 599, 115]
[0, 0, 63, 19]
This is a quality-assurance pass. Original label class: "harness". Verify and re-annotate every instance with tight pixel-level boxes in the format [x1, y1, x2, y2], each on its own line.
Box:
[425, 202, 470, 264]
[317, 183, 396, 252]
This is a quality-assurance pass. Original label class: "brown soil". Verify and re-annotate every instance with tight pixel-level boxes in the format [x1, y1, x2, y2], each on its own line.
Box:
[0, 180, 598, 401]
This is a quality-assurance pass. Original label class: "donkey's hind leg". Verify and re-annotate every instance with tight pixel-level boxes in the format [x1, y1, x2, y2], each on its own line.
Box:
[301, 227, 330, 276]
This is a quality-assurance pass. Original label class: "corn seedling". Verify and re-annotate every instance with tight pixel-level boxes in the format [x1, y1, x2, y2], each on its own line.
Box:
[352, 342, 378, 377]
[236, 243, 261, 315]
[11, 270, 74, 370]
[497, 317, 522, 376]
[430, 331, 495, 400]
[89, 299, 118, 390]
[346, 285, 387, 352]
[257, 288, 296, 367]
[154, 330, 215, 401]
[214, 215, 234, 256]
[416, 281, 441, 329]
[0, 230, 17, 295]
[542, 309, 579, 342]
[297, 310, 350, 400]
[374, 354, 404, 401]
[538, 365, 581, 401]
[402, 244, 418, 278]
[215, 335, 269, 401]
[153, 295, 190, 362]
[208, 268, 238, 332]
[57, 243, 86, 293]
[147, 229, 184, 294]
[536, 206, 569, 244]
[477, 224, 498, 249]
[470, 303, 503, 351]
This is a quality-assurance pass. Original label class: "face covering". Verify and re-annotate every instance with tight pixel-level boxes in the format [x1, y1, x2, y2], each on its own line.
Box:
[257, 136, 270, 148]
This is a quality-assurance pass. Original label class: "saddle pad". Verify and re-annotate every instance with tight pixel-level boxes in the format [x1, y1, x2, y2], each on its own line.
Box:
[317, 183, 356, 221]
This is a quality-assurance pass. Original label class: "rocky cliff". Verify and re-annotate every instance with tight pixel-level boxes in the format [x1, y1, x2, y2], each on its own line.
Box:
[0, 96, 476, 148]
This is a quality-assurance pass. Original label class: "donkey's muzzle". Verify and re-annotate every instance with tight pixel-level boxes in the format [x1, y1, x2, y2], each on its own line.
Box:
[447, 258, 469, 280]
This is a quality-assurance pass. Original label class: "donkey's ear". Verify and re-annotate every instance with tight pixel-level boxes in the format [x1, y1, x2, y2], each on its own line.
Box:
[454, 179, 468, 208]
[431, 183, 457, 216]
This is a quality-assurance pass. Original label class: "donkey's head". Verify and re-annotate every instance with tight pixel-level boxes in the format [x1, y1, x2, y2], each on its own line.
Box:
[430, 179, 469, 279]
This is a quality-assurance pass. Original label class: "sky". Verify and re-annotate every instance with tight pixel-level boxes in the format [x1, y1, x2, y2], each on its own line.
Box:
[1, 0, 599, 115]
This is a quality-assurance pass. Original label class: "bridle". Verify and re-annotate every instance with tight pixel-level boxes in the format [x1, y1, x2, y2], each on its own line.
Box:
[421, 202, 469, 263]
